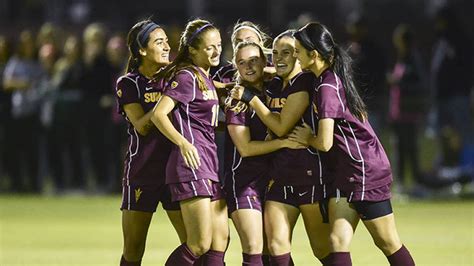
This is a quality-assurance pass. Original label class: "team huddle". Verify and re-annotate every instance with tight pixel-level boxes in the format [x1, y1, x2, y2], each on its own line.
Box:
[115, 18, 416, 266]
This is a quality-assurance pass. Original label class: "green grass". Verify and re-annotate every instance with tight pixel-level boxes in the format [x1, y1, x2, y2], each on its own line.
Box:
[0, 196, 473, 265]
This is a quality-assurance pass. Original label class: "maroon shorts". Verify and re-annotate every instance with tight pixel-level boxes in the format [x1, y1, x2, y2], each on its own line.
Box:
[121, 183, 180, 212]
[265, 182, 325, 207]
[226, 186, 265, 214]
[329, 183, 392, 203]
[168, 179, 225, 202]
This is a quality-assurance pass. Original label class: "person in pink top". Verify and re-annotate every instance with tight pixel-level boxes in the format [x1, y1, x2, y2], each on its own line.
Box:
[291, 22, 415, 266]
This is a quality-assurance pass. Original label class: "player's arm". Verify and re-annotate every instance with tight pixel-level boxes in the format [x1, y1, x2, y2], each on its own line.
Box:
[227, 124, 303, 158]
[233, 87, 309, 137]
[289, 118, 334, 152]
[123, 103, 154, 136]
[151, 95, 200, 169]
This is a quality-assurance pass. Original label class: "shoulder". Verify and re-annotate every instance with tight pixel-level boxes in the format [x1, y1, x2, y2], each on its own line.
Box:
[117, 72, 139, 86]
[174, 68, 198, 82]
[317, 70, 340, 91]
[292, 71, 316, 86]
[214, 63, 234, 77]
[266, 76, 283, 94]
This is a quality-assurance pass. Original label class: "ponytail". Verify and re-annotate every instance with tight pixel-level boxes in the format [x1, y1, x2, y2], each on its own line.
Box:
[332, 45, 367, 121]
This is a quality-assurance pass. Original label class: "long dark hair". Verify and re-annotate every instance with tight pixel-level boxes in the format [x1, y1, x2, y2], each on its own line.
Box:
[154, 19, 218, 92]
[294, 22, 367, 121]
[125, 19, 161, 73]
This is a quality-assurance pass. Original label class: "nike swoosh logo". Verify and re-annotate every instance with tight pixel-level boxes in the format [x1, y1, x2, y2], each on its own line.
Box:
[298, 191, 308, 196]
[145, 87, 153, 91]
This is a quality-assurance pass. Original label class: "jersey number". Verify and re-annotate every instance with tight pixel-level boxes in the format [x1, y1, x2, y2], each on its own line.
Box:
[211, 104, 219, 127]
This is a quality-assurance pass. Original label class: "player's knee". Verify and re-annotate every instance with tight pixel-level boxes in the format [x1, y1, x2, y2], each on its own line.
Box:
[267, 237, 290, 255]
[242, 238, 263, 254]
[329, 232, 351, 251]
[188, 238, 212, 256]
[372, 235, 401, 254]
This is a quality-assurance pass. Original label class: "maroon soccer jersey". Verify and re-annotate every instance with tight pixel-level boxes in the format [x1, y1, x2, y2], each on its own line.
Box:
[213, 63, 236, 84]
[224, 95, 271, 197]
[115, 71, 172, 187]
[164, 67, 220, 184]
[314, 69, 392, 198]
[266, 71, 323, 187]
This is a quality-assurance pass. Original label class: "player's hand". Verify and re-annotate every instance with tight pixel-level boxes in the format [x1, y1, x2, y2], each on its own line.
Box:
[230, 85, 244, 101]
[213, 80, 236, 90]
[289, 123, 314, 146]
[179, 141, 201, 169]
[282, 138, 307, 149]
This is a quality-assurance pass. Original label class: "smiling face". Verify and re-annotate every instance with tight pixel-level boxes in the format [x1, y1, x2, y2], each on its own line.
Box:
[141, 28, 170, 67]
[272, 36, 298, 79]
[190, 29, 222, 70]
[294, 39, 314, 70]
[235, 45, 266, 85]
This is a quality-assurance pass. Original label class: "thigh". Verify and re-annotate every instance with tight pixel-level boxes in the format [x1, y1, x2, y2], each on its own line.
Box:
[264, 201, 300, 255]
[180, 197, 212, 243]
[300, 203, 330, 256]
[210, 198, 229, 251]
[166, 210, 187, 244]
[122, 210, 153, 243]
[231, 209, 264, 250]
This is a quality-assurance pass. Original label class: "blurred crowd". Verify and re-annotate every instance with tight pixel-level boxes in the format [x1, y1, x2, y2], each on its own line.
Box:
[0, 4, 472, 197]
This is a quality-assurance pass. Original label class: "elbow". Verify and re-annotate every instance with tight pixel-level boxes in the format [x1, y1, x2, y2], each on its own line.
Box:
[136, 127, 150, 137]
[236, 145, 253, 158]
[237, 147, 251, 158]
[318, 140, 333, 152]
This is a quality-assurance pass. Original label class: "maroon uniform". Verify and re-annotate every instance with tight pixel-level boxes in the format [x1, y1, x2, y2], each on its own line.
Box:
[224, 94, 271, 213]
[314, 69, 393, 202]
[116, 71, 177, 211]
[164, 67, 220, 186]
[213, 63, 236, 84]
[266, 72, 323, 187]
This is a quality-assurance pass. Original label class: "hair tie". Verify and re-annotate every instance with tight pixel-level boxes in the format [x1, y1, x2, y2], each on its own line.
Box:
[232, 25, 263, 43]
[136, 22, 160, 49]
[187, 23, 213, 46]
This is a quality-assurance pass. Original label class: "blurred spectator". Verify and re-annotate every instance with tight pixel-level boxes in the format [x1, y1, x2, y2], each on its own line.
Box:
[346, 14, 388, 133]
[106, 34, 128, 193]
[388, 24, 428, 193]
[3, 30, 45, 193]
[418, 126, 474, 196]
[47, 35, 86, 192]
[0, 36, 12, 186]
[81, 23, 115, 192]
[430, 5, 473, 144]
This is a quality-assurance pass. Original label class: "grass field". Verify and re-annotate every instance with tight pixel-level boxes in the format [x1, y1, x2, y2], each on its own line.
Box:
[0, 195, 472, 265]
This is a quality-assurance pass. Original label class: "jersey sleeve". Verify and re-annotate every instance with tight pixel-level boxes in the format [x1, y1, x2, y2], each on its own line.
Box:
[116, 76, 140, 115]
[316, 84, 345, 119]
[225, 101, 248, 126]
[164, 70, 196, 105]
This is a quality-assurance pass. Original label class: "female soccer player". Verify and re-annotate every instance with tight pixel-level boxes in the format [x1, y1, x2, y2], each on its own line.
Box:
[291, 22, 415, 266]
[151, 19, 228, 266]
[117, 20, 186, 266]
[225, 41, 302, 265]
[213, 20, 271, 84]
[231, 30, 330, 265]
